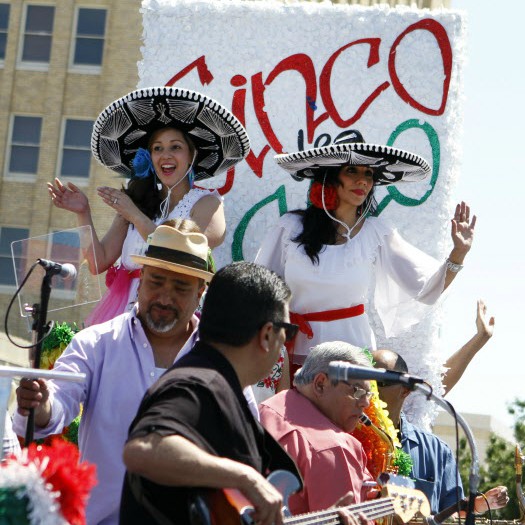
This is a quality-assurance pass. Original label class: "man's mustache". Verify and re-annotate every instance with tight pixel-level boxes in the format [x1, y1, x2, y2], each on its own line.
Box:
[149, 303, 177, 313]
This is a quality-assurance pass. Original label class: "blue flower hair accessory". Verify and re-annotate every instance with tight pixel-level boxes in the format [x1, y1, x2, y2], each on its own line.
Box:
[132, 148, 154, 179]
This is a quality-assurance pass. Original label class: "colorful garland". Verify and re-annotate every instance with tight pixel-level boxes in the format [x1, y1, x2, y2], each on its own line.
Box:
[38, 323, 81, 446]
[351, 350, 413, 478]
[40, 323, 79, 371]
[0, 439, 96, 525]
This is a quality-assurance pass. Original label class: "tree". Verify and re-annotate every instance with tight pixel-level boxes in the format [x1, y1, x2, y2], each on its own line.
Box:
[458, 398, 525, 520]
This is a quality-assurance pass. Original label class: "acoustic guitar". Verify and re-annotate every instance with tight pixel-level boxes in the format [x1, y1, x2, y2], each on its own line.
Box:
[190, 470, 430, 525]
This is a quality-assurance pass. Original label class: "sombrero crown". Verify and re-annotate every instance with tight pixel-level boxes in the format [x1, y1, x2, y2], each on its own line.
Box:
[274, 130, 431, 185]
[91, 87, 250, 181]
[130, 225, 213, 282]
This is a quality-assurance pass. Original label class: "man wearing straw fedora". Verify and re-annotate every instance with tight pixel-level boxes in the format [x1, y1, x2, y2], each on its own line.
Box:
[14, 222, 217, 525]
[120, 261, 303, 525]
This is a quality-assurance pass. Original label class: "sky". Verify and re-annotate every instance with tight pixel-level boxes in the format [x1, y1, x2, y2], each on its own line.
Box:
[438, 0, 525, 430]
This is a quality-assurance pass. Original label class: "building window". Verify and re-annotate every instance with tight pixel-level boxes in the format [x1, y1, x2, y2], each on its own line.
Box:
[60, 119, 94, 178]
[7, 116, 43, 176]
[72, 8, 107, 68]
[0, 227, 29, 287]
[0, 4, 10, 62]
[20, 4, 55, 65]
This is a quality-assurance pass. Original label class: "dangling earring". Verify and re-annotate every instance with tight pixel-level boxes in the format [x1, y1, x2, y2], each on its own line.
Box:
[154, 172, 162, 191]
[188, 167, 195, 189]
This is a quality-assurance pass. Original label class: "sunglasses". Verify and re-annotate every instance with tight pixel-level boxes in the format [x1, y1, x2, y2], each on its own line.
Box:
[271, 321, 299, 342]
[376, 375, 399, 388]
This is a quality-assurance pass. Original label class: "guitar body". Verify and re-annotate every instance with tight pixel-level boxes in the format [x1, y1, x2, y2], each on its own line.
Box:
[190, 470, 300, 525]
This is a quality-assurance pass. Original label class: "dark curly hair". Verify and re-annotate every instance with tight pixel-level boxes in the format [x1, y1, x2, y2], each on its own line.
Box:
[122, 127, 196, 221]
[292, 165, 377, 264]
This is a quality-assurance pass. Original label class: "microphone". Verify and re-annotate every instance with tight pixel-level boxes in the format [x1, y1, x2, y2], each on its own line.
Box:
[328, 361, 425, 390]
[37, 258, 77, 281]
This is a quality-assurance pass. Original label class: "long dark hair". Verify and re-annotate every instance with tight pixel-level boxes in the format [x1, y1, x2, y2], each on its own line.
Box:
[122, 127, 196, 221]
[292, 165, 377, 264]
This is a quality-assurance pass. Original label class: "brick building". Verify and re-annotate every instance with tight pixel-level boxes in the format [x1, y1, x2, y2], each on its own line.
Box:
[0, 0, 142, 341]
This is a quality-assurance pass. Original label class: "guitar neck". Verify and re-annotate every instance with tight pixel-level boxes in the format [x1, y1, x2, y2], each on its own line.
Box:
[283, 497, 395, 525]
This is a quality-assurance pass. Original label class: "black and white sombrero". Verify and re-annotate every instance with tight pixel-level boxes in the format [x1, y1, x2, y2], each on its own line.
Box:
[275, 130, 431, 185]
[91, 87, 250, 181]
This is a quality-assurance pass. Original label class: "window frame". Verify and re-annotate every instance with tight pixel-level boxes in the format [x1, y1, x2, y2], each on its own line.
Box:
[0, 3, 10, 66]
[69, 6, 107, 74]
[56, 117, 94, 183]
[4, 114, 43, 182]
[17, 3, 55, 71]
[0, 226, 30, 291]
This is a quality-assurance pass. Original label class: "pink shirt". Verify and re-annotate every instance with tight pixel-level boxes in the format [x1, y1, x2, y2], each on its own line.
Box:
[259, 389, 373, 515]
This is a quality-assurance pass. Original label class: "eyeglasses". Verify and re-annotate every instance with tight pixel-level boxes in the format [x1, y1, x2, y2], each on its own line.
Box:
[271, 321, 299, 342]
[346, 383, 374, 401]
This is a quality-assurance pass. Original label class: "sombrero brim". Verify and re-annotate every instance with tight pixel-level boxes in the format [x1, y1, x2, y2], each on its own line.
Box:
[275, 143, 431, 185]
[91, 87, 250, 181]
[130, 254, 214, 283]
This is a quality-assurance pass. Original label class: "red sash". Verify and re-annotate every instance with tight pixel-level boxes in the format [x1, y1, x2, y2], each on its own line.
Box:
[286, 304, 365, 376]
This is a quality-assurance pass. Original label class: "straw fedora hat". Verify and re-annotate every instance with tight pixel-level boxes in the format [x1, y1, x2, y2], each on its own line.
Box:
[130, 225, 213, 282]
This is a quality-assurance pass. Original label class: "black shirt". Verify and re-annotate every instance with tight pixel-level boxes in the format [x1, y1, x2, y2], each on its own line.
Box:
[119, 341, 300, 525]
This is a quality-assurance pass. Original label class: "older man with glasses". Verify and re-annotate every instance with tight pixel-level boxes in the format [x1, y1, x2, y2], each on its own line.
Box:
[259, 341, 376, 516]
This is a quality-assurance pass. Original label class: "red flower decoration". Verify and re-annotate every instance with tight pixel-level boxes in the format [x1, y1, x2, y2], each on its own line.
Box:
[309, 181, 339, 210]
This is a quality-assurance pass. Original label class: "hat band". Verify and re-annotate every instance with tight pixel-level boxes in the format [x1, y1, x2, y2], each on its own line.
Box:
[145, 245, 208, 271]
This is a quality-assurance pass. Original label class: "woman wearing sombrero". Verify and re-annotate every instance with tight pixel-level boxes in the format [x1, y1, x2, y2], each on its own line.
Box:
[48, 87, 249, 326]
[256, 130, 476, 375]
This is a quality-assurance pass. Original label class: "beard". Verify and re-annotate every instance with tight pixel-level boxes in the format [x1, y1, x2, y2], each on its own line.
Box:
[144, 304, 179, 333]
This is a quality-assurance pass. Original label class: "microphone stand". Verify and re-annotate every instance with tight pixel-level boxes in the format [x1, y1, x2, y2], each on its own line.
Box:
[412, 383, 479, 525]
[25, 270, 54, 445]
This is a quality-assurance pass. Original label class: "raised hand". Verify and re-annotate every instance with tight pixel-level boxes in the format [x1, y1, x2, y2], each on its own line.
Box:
[475, 299, 495, 339]
[47, 177, 89, 215]
[97, 186, 140, 225]
[451, 201, 476, 258]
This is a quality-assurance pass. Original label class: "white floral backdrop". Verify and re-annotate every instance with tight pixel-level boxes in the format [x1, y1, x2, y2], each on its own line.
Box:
[140, 0, 467, 427]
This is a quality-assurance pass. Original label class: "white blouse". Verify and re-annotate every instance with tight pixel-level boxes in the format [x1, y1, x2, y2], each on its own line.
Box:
[119, 188, 221, 305]
[255, 213, 446, 358]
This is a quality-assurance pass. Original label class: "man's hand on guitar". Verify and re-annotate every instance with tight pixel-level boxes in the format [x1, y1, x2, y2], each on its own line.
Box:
[239, 467, 284, 525]
[333, 491, 369, 525]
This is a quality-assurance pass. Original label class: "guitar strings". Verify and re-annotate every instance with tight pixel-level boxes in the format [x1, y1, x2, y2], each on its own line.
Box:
[283, 497, 396, 524]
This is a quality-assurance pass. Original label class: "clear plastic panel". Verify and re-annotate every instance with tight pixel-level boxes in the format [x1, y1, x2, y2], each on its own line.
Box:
[10, 225, 102, 317]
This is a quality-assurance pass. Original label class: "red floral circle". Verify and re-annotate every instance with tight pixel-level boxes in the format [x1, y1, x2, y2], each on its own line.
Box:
[309, 181, 339, 210]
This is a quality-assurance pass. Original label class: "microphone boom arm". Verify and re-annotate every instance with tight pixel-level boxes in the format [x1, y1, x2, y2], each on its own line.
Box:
[412, 383, 480, 525]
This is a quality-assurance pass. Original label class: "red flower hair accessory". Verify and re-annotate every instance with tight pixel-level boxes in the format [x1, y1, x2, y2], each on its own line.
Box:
[309, 181, 338, 210]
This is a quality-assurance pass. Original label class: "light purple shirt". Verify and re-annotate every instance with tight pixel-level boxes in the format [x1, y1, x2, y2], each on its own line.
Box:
[13, 307, 198, 525]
